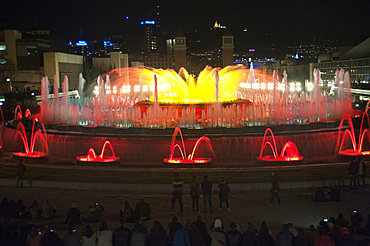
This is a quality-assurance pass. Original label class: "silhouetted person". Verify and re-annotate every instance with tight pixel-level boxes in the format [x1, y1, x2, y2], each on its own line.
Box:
[270, 172, 281, 206]
[42, 199, 56, 219]
[293, 227, 310, 246]
[28, 200, 41, 219]
[81, 224, 97, 246]
[131, 218, 148, 246]
[149, 220, 167, 246]
[65, 202, 81, 225]
[349, 157, 359, 190]
[120, 200, 136, 223]
[313, 187, 327, 202]
[218, 177, 230, 211]
[187, 219, 202, 246]
[358, 158, 366, 188]
[189, 175, 201, 213]
[328, 185, 341, 202]
[193, 215, 210, 246]
[335, 213, 349, 228]
[210, 218, 226, 246]
[113, 217, 131, 246]
[87, 202, 104, 223]
[16, 159, 25, 188]
[241, 222, 258, 246]
[97, 221, 113, 246]
[201, 175, 213, 213]
[305, 225, 318, 246]
[135, 198, 151, 220]
[64, 222, 80, 246]
[171, 172, 184, 214]
[226, 222, 241, 246]
[169, 216, 183, 244]
[41, 227, 63, 246]
[337, 227, 357, 246]
[276, 224, 293, 246]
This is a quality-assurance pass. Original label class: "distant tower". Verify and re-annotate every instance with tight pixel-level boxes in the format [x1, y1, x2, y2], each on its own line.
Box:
[222, 30, 234, 67]
[174, 31, 187, 71]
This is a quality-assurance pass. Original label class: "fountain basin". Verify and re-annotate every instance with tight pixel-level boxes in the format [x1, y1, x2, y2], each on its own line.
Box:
[76, 156, 120, 165]
[12, 151, 48, 162]
[256, 156, 304, 164]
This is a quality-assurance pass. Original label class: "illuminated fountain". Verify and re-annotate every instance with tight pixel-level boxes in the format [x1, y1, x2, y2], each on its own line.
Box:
[39, 66, 352, 128]
[14, 105, 31, 119]
[76, 141, 120, 164]
[0, 66, 355, 166]
[163, 127, 215, 164]
[336, 108, 370, 157]
[257, 128, 303, 163]
[12, 115, 48, 160]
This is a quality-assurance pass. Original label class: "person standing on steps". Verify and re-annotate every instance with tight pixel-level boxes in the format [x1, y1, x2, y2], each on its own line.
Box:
[201, 175, 213, 213]
[218, 177, 230, 211]
[270, 171, 281, 206]
[16, 159, 25, 188]
[189, 175, 201, 213]
[349, 157, 359, 190]
[171, 172, 184, 214]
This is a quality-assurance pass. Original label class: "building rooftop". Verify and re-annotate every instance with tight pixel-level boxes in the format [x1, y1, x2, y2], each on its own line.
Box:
[339, 37, 370, 60]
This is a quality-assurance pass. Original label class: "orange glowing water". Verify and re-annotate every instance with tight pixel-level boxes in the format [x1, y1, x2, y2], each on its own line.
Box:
[106, 65, 272, 104]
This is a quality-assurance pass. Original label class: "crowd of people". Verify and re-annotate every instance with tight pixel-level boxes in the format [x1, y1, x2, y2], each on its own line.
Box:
[1, 162, 368, 245]
[1, 195, 370, 246]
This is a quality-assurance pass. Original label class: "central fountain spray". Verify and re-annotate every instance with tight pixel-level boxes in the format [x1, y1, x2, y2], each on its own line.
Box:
[39, 65, 352, 129]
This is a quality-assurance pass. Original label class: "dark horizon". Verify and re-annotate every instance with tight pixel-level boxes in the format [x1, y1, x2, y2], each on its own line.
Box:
[1, 0, 369, 47]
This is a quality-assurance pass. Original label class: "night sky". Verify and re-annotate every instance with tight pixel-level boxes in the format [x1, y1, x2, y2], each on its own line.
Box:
[1, 0, 369, 46]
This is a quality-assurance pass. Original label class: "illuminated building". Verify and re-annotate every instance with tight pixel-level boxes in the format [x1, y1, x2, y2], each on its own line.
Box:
[141, 20, 158, 54]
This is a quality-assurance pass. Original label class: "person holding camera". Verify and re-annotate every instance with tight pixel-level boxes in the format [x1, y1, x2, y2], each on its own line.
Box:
[87, 202, 105, 223]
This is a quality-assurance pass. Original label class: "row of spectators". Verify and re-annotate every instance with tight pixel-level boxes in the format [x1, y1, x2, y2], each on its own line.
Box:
[1, 195, 370, 246]
[2, 213, 370, 246]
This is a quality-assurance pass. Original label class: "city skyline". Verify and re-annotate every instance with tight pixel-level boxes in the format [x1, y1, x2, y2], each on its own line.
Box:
[0, 0, 369, 46]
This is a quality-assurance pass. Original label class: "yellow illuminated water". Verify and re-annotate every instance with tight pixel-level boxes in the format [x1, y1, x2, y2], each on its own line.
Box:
[107, 65, 259, 104]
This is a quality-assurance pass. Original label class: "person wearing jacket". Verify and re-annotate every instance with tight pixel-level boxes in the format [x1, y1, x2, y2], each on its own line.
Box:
[276, 224, 293, 246]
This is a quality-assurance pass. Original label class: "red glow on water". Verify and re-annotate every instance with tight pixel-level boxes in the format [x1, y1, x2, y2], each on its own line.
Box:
[163, 158, 212, 164]
[257, 156, 303, 162]
[12, 151, 47, 158]
[258, 128, 303, 163]
[338, 149, 370, 157]
[164, 127, 214, 165]
[76, 141, 119, 163]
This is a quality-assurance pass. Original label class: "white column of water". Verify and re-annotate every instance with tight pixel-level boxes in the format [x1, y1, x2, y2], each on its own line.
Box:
[62, 75, 69, 123]
[53, 75, 59, 123]
[154, 75, 159, 128]
[344, 71, 352, 114]
[40, 77, 49, 122]
[214, 70, 219, 127]
[313, 69, 321, 121]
